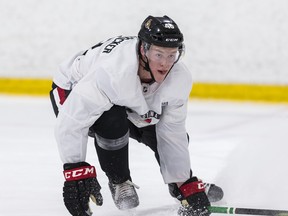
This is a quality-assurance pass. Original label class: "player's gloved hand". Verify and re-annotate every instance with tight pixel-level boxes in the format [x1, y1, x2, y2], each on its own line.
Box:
[177, 177, 211, 216]
[63, 162, 103, 216]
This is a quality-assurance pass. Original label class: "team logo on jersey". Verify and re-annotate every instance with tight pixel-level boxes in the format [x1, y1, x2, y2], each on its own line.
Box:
[141, 110, 161, 120]
[140, 103, 168, 123]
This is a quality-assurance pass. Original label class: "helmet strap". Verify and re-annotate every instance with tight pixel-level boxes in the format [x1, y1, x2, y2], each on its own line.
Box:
[140, 55, 156, 84]
[138, 42, 156, 83]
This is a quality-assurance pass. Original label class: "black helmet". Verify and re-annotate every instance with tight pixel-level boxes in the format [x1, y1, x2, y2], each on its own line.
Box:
[138, 15, 184, 48]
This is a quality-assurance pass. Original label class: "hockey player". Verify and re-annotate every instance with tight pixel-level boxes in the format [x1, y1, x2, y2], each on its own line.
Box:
[50, 15, 222, 216]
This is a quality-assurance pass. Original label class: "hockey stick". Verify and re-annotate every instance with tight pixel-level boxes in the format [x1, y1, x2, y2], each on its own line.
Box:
[209, 206, 288, 216]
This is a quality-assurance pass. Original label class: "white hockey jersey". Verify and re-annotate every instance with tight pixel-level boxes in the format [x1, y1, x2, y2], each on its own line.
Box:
[54, 36, 193, 183]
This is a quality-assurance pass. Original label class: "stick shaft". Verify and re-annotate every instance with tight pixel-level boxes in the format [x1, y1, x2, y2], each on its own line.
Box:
[209, 206, 288, 216]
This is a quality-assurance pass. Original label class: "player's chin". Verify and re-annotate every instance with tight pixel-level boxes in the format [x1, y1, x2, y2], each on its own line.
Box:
[154, 75, 166, 83]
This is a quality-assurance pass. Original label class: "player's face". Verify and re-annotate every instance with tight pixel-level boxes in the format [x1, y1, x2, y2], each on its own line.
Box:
[146, 45, 179, 83]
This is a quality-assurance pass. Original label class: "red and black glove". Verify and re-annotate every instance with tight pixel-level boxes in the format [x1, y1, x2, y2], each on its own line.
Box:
[177, 177, 211, 216]
[63, 162, 103, 216]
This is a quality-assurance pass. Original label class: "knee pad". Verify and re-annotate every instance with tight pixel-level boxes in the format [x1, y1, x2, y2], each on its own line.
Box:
[95, 131, 129, 150]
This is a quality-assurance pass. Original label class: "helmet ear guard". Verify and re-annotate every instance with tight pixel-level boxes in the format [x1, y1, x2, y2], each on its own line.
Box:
[175, 43, 185, 63]
[142, 42, 151, 53]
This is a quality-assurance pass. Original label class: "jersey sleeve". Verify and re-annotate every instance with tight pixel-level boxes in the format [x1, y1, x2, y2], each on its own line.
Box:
[155, 62, 193, 184]
[55, 71, 113, 163]
[156, 99, 191, 184]
[53, 50, 86, 90]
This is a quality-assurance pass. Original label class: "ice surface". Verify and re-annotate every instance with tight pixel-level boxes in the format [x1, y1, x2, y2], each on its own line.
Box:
[0, 96, 287, 216]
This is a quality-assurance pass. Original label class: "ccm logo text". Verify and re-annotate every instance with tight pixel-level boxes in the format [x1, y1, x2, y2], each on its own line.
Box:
[64, 166, 96, 181]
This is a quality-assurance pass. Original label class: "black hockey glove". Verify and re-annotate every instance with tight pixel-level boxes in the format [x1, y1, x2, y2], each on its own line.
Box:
[177, 177, 211, 216]
[63, 162, 103, 216]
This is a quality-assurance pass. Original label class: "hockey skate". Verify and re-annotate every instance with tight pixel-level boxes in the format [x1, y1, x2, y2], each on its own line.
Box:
[109, 180, 140, 210]
[203, 183, 223, 202]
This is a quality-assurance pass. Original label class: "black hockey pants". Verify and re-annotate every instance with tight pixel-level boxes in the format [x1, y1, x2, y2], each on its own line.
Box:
[90, 105, 160, 184]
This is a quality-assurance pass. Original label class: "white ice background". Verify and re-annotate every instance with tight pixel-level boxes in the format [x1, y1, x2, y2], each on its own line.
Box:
[0, 96, 287, 216]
